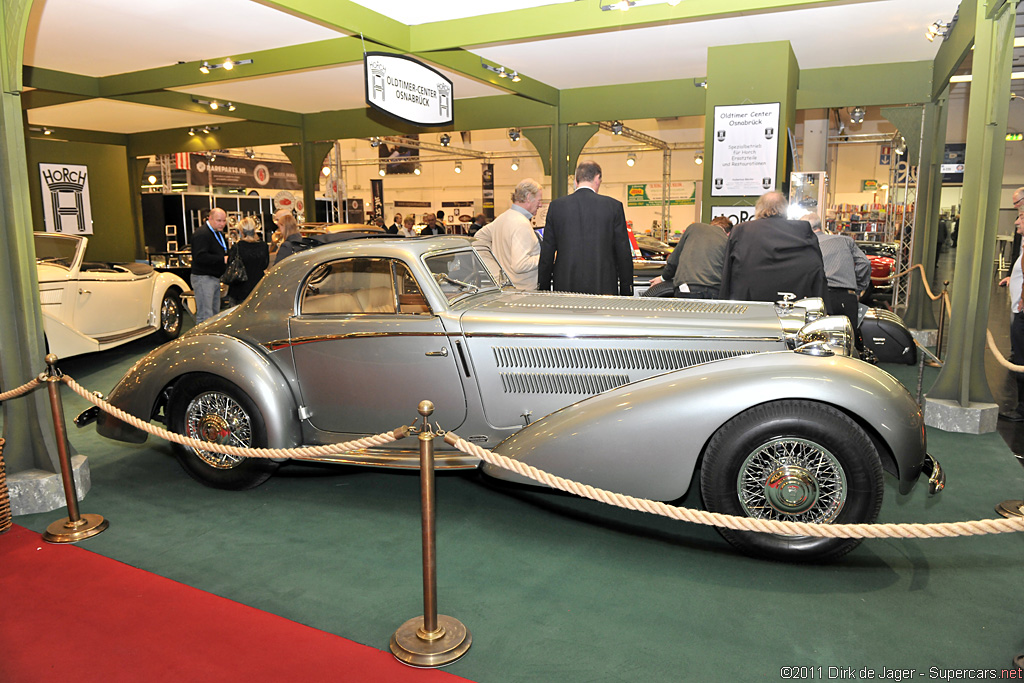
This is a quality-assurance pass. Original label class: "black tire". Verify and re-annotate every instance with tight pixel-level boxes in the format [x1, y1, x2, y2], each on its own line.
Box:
[699, 400, 883, 562]
[155, 290, 183, 342]
[641, 280, 677, 298]
[167, 375, 278, 490]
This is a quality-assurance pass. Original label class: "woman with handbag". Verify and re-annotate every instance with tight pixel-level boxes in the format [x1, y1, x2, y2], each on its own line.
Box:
[224, 217, 270, 306]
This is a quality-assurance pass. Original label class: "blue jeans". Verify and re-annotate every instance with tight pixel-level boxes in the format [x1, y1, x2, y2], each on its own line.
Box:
[191, 273, 221, 324]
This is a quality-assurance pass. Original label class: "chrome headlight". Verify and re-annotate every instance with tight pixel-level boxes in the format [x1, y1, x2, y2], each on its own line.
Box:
[792, 297, 826, 322]
[795, 315, 853, 357]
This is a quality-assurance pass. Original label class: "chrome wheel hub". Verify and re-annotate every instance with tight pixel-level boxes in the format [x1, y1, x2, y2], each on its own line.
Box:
[161, 297, 180, 334]
[737, 437, 846, 524]
[184, 391, 251, 469]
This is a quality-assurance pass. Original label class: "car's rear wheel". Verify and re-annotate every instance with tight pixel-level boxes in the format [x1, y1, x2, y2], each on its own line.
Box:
[155, 290, 183, 342]
[699, 400, 883, 562]
[168, 375, 278, 490]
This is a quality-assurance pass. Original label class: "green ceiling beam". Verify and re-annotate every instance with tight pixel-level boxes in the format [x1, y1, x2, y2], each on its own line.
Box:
[98, 36, 376, 97]
[126, 120, 302, 157]
[109, 91, 302, 128]
[797, 62, 934, 109]
[407, 0, 869, 51]
[260, 0, 410, 50]
[932, 0, 976, 100]
[21, 90, 93, 109]
[27, 127, 127, 146]
[23, 65, 99, 96]
[560, 80, 705, 123]
[417, 49, 558, 106]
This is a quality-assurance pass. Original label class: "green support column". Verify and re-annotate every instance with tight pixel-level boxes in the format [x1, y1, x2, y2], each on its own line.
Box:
[568, 124, 598, 184]
[900, 98, 947, 331]
[551, 123, 569, 199]
[926, 0, 1016, 431]
[522, 127, 552, 179]
[0, 0, 69, 481]
[128, 155, 149, 259]
[281, 141, 333, 221]
[701, 42, 798, 222]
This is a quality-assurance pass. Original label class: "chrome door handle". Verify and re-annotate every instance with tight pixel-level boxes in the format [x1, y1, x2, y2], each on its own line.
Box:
[425, 347, 449, 357]
[79, 288, 91, 294]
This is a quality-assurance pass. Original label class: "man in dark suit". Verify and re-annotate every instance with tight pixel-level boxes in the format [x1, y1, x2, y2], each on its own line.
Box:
[386, 213, 401, 234]
[538, 161, 633, 295]
[720, 191, 827, 303]
[190, 207, 229, 323]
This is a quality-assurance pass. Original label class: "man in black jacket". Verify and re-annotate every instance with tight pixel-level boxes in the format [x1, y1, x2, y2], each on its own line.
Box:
[191, 207, 228, 323]
[538, 160, 633, 295]
[720, 192, 827, 303]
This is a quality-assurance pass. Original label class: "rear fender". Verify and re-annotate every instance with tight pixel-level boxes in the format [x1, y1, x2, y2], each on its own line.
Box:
[97, 333, 300, 448]
[488, 352, 925, 500]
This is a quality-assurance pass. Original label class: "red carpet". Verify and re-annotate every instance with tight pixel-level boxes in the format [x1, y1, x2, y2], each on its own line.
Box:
[0, 524, 469, 682]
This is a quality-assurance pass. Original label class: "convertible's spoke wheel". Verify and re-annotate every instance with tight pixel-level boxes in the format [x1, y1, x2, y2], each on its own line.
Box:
[736, 438, 846, 524]
[156, 292, 182, 341]
[700, 400, 883, 562]
[184, 391, 251, 469]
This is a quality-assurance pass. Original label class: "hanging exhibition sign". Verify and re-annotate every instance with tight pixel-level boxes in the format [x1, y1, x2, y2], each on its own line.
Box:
[190, 154, 301, 190]
[626, 182, 697, 207]
[364, 52, 453, 127]
[710, 102, 781, 197]
[39, 163, 94, 234]
[711, 205, 755, 226]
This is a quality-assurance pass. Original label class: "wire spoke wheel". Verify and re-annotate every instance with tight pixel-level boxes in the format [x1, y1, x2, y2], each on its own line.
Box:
[184, 390, 252, 469]
[737, 437, 846, 525]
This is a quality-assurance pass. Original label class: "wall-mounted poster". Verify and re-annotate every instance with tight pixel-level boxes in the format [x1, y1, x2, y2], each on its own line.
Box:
[39, 163, 93, 234]
[364, 52, 454, 127]
[710, 102, 781, 197]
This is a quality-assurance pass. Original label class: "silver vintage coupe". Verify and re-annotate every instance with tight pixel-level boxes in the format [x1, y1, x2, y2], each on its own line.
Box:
[85, 236, 942, 561]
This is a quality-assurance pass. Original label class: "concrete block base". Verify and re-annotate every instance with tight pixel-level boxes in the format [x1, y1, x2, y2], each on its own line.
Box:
[924, 398, 998, 434]
[911, 328, 938, 348]
[8, 455, 91, 515]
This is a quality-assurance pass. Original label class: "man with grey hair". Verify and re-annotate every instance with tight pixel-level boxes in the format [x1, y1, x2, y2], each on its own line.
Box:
[538, 160, 633, 295]
[720, 191, 827, 302]
[474, 179, 544, 290]
[805, 212, 870, 349]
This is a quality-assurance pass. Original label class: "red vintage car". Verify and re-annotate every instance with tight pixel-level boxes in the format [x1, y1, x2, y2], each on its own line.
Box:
[856, 240, 897, 303]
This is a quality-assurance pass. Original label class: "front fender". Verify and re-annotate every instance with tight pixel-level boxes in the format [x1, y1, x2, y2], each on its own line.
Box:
[97, 333, 301, 448]
[151, 272, 193, 315]
[487, 352, 925, 501]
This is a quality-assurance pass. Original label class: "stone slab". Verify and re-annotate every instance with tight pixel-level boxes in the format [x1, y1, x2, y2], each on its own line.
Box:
[923, 398, 998, 434]
[7, 455, 91, 515]
[911, 328, 938, 348]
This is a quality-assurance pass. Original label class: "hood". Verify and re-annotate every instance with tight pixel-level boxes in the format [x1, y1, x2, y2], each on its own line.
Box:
[455, 291, 786, 340]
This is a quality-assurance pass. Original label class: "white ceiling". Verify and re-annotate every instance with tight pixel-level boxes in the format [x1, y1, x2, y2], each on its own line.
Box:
[22, 0, 965, 135]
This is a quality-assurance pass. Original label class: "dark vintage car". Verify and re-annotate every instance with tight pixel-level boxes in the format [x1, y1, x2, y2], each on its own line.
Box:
[82, 236, 942, 561]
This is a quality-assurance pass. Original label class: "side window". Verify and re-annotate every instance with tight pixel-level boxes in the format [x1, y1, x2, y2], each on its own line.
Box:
[394, 261, 431, 315]
[300, 258, 397, 315]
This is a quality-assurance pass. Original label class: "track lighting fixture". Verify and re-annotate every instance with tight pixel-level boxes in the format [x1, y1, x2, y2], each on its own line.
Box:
[694, 151, 704, 165]
[850, 106, 866, 124]
[379, 165, 386, 176]
[370, 137, 382, 148]
[193, 98, 234, 112]
[188, 125, 219, 136]
[198, 58, 253, 73]
[508, 128, 521, 142]
[244, 147, 255, 159]
[413, 167, 421, 175]
[626, 153, 636, 167]
[611, 121, 623, 135]
[482, 61, 522, 83]
[926, 21, 951, 42]
[454, 161, 463, 174]
[188, 127, 196, 136]
[511, 158, 520, 171]
[321, 166, 331, 177]
[440, 133, 451, 146]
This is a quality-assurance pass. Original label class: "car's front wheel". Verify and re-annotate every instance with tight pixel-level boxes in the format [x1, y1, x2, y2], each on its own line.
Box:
[155, 290, 183, 342]
[699, 400, 883, 562]
[168, 375, 278, 490]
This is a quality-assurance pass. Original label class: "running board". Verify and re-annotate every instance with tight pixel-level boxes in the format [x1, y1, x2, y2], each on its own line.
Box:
[94, 326, 156, 345]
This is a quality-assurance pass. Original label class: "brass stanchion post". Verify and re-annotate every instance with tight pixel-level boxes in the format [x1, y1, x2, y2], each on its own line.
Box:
[935, 280, 950, 361]
[40, 354, 108, 543]
[390, 400, 471, 667]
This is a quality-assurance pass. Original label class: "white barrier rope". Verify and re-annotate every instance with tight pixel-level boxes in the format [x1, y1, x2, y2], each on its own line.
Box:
[0, 377, 42, 403]
[61, 376, 408, 460]
[442, 433, 1024, 539]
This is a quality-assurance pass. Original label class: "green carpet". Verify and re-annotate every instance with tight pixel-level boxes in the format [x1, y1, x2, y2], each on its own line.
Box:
[6, 343, 1024, 681]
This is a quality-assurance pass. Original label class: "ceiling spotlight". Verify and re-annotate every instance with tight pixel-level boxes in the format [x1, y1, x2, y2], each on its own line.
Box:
[198, 57, 253, 74]
[321, 166, 331, 177]
[206, 152, 217, 162]
[188, 128, 196, 136]
[510, 71, 521, 83]
[378, 165, 386, 176]
[227, 102, 236, 112]
[694, 151, 704, 165]
[611, 121, 623, 135]
[244, 147, 255, 159]
[626, 153, 636, 167]
[498, 66, 508, 78]
[508, 128, 521, 142]
[850, 106, 866, 124]
[440, 133, 451, 146]
[926, 20, 951, 42]
[454, 161, 462, 174]
[511, 158, 520, 171]
[370, 137, 382, 148]
[223, 59, 234, 70]
[42, 127, 52, 135]
[148, 175, 157, 184]
[895, 137, 907, 156]
[413, 167, 421, 175]
[199, 61, 211, 74]
[209, 101, 219, 110]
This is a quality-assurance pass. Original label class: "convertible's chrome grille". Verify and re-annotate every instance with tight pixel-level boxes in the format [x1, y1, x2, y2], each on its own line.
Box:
[500, 372, 630, 394]
[503, 295, 748, 315]
[492, 346, 752, 371]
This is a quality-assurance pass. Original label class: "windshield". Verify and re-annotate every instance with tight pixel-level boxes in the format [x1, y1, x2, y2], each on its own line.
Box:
[34, 233, 80, 267]
[423, 249, 499, 302]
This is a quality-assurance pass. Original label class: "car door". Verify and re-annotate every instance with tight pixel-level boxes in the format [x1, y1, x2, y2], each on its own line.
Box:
[288, 256, 468, 436]
[73, 266, 154, 338]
